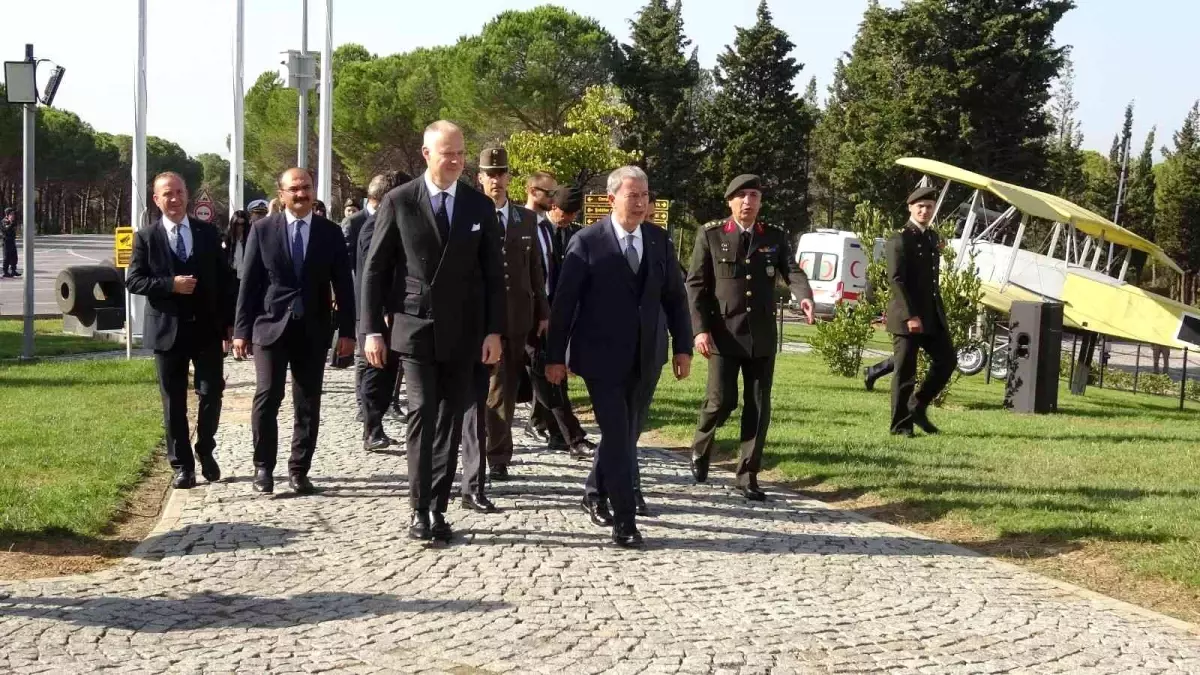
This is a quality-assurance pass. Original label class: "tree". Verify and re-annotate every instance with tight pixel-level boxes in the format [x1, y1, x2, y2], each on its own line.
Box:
[817, 0, 1073, 222]
[457, 6, 618, 135]
[1044, 57, 1086, 202]
[1080, 150, 1115, 218]
[1108, 102, 1134, 223]
[1123, 129, 1157, 242]
[506, 85, 640, 203]
[699, 1, 814, 233]
[1157, 102, 1200, 302]
[613, 0, 701, 214]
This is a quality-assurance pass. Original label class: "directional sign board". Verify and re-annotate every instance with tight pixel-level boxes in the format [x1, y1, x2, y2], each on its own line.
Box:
[582, 195, 670, 227]
[114, 227, 134, 268]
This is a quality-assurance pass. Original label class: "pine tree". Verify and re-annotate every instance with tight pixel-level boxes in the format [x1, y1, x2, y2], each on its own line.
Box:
[698, 0, 814, 232]
[1123, 128, 1157, 242]
[1109, 102, 1135, 223]
[614, 0, 701, 213]
[1044, 57, 1086, 202]
[1157, 102, 1200, 301]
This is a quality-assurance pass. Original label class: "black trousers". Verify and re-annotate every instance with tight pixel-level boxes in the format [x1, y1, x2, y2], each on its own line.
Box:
[3, 239, 16, 274]
[402, 357, 471, 512]
[527, 340, 586, 445]
[252, 320, 329, 475]
[631, 364, 662, 491]
[460, 361, 489, 496]
[690, 353, 775, 486]
[361, 347, 400, 442]
[154, 326, 224, 472]
[484, 334, 527, 467]
[890, 330, 956, 431]
[866, 356, 895, 381]
[583, 376, 647, 526]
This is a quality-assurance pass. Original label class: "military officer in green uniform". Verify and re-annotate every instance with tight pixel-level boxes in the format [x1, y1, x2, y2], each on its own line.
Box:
[685, 174, 814, 501]
[884, 186, 955, 436]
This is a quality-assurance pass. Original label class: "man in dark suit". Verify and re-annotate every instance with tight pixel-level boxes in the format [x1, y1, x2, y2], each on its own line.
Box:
[546, 165, 693, 548]
[361, 120, 505, 543]
[526, 185, 593, 458]
[353, 172, 408, 451]
[233, 167, 356, 495]
[465, 146, 549, 495]
[686, 174, 815, 501]
[127, 171, 235, 489]
[885, 186, 955, 436]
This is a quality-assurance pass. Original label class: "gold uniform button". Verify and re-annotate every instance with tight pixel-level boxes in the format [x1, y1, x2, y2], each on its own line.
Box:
[745, 275, 751, 280]
[744, 258, 750, 264]
[745, 291, 752, 297]
[746, 307, 752, 313]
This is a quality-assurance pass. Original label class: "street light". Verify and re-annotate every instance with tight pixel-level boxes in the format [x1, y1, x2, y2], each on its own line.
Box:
[3, 45, 66, 360]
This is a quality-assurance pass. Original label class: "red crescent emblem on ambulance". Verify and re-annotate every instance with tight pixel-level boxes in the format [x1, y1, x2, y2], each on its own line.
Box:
[850, 261, 862, 278]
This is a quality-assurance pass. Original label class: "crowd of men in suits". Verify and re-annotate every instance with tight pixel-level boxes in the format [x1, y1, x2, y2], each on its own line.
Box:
[125, 117, 954, 549]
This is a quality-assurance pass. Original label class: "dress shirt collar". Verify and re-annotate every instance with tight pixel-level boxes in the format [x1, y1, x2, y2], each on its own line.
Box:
[424, 172, 458, 201]
[284, 209, 310, 227]
[162, 213, 191, 233]
[611, 215, 642, 243]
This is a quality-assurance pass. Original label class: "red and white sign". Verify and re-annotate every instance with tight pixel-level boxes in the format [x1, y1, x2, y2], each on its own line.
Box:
[194, 190, 214, 222]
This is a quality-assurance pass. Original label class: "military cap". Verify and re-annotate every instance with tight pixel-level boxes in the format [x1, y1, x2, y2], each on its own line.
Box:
[3, 207, 13, 215]
[907, 186, 938, 204]
[553, 185, 584, 214]
[724, 174, 762, 200]
[246, 198, 269, 212]
[479, 146, 508, 171]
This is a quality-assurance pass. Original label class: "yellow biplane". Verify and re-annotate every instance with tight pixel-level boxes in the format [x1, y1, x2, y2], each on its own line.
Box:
[896, 158, 1200, 355]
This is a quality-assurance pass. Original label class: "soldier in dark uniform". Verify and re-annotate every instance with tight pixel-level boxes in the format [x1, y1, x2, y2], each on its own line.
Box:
[1, 207, 20, 278]
[685, 174, 814, 501]
[885, 186, 955, 436]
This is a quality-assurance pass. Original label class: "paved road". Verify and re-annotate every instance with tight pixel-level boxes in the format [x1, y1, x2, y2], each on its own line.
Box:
[2, 358, 1198, 673]
[0, 234, 117, 317]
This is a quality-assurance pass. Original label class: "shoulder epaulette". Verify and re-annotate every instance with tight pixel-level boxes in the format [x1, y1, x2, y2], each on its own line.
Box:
[703, 220, 725, 231]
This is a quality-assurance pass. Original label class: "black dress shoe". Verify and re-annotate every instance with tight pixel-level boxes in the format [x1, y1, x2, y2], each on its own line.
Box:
[288, 474, 315, 495]
[547, 436, 569, 451]
[488, 464, 509, 481]
[431, 512, 452, 542]
[198, 455, 221, 483]
[909, 408, 940, 434]
[171, 470, 196, 489]
[739, 483, 767, 502]
[526, 425, 550, 442]
[409, 510, 432, 540]
[891, 427, 915, 438]
[364, 434, 391, 451]
[252, 468, 274, 494]
[691, 454, 710, 483]
[864, 366, 876, 392]
[461, 493, 498, 513]
[634, 490, 651, 517]
[568, 441, 593, 460]
[581, 496, 614, 527]
[611, 522, 644, 548]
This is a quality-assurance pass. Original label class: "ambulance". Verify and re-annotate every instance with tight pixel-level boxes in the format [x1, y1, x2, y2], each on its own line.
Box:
[794, 229, 872, 317]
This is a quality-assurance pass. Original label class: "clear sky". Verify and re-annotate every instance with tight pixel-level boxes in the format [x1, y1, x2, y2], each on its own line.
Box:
[2, 0, 1196, 161]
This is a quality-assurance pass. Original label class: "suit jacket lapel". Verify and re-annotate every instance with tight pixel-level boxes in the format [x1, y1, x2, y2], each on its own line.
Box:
[415, 180, 444, 249]
[448, 188, 469, 241]
[151, 220, 175, 275]
[601, 217, 638, 291]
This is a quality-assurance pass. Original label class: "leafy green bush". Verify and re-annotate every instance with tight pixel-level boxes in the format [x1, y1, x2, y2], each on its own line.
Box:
[811, 299, 875, 376]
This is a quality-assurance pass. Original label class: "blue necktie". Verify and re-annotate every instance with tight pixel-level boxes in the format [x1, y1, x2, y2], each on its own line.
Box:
[174, 227, 187, 260]
[433, 192, 451, 243]
[291, 221, 305, 317]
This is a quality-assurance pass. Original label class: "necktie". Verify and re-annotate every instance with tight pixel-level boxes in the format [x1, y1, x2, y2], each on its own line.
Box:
[741, 230, 752, 256]
[434, 192, 451, 243]
[496, 209, 505, 235]
[291, 221, 305, 317]
[174, 226, 187, 260]
[624, 233, 640, 273]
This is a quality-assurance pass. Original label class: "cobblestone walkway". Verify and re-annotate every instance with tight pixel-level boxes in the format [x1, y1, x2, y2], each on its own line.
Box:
[2, 359, 1199, 674]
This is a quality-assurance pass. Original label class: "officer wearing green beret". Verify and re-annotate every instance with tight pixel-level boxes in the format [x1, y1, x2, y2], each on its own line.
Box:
[884, 186, 955, 437]
[684, 174, 814, 500]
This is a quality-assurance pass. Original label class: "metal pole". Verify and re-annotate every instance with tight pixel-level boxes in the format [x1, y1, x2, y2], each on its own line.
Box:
[1068, 332, 1078, 386]
[317, 0, 333, 205]
[297, 0, 309, 169]
[777, 298, 783, 354]
[230, 0, 245, 218]
[1098, 335, 1106, 389]
[1134, 344, 1141, 393]
[985, 318, 998, 385]
[129, 0, 148, 359]
[20, 44, 35, 360]
[1181, 348, 1189, 411]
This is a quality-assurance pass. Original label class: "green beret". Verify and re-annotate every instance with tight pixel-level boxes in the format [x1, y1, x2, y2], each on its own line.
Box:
[724, 174, 762, 200]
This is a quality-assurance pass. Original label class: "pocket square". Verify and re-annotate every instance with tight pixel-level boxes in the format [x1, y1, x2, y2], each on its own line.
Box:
[471, 223, 481, 232]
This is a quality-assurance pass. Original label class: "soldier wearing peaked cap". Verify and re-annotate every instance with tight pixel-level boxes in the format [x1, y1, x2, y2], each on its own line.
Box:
[884, 186, 954, 437]
[685, 174, 814, 501]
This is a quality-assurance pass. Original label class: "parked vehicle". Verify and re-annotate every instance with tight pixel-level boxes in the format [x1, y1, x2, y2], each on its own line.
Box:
[794, 229, 870, 318]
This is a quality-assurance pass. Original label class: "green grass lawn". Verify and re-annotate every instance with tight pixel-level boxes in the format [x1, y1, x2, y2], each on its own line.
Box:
[0, 358, 163, 538]
[0, 318, 122, 360]
[644, 352, 1200, 596]
[781, 321, 892, 350]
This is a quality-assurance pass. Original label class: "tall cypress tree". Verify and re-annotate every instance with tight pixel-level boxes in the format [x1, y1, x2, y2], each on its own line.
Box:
[614, 0, 701, 212]
[1123, 129, 1157, 241]
[699, 0, 813, 232]
[1157, 102, 1200, 300]
[1109, 102, 1135, 223]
